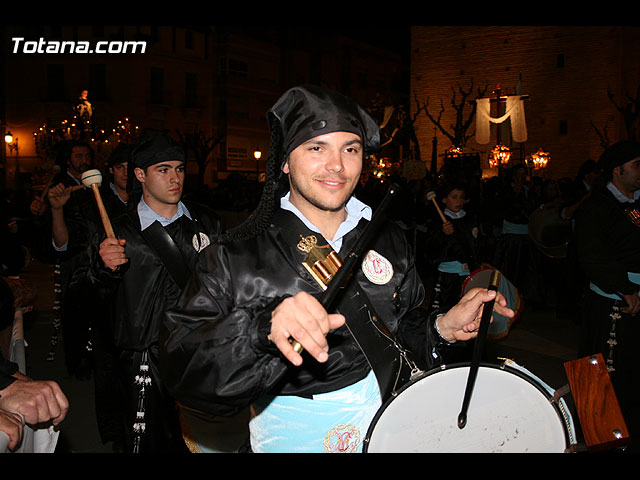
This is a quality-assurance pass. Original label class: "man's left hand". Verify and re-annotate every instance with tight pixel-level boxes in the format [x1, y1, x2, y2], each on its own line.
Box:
[436, 288, 514, 343]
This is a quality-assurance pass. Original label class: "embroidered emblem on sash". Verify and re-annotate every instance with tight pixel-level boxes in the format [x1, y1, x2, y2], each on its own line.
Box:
[362, 250, 393, 285]
[192, 232, 210, 252]
[323, 423, 361, 453]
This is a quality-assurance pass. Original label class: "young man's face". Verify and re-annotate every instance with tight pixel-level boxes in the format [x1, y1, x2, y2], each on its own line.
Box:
[110, 162, 128, 191]
[284, 131, 363, 215]
[134, 160, 185, 207]
[68, 146, 92, 176]
[442, 188, 465, 212]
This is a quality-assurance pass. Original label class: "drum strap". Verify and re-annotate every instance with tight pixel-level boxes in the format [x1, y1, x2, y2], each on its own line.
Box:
[281, 212, 419, 403]
[137, 219, 192, 290]
[334, 281, 419, 402]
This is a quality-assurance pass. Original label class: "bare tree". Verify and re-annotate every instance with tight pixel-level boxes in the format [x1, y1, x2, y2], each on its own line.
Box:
[415, 80, 489, 148]
[591, 119, 611, 150]
[591, 85, 640, 150]
[607, 85, 640, 142]
[175, 129, 224, 187]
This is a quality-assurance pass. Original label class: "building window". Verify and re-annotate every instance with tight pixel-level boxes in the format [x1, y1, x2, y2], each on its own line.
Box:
[150, 67, 164, 104]
[229, 58, 248, 78]
[559, 120, 568, 135]
[185, 73, 197, 107]
[89, 64, 107, 101]
[228, 146, 248, 160]
[46, 64, 65, 101]
[557, 54, 565, 68]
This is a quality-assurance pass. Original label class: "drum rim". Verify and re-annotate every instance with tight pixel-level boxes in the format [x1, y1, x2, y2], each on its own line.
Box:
[363, 361, 572, 453]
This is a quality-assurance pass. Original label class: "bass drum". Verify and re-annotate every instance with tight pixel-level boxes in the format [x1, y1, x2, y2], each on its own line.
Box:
[363, 360, 576, 453]
[528, 203, 573, 258]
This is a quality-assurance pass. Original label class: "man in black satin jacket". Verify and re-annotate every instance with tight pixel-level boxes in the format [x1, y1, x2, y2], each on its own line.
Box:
[82, 131, 222, 453]
[160, 85, 513, 453]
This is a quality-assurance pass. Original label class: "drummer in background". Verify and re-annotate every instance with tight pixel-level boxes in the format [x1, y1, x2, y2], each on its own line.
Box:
[555, 159, 598, 324]
[159, 84, 514, 453]
[425, 182, 490, 315]
[574, 140, 640, 451]
[491, 164, 541, 306]
[559, 159, 598, 221]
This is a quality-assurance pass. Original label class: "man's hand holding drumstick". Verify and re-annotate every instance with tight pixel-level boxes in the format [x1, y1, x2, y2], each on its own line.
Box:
[99, 237, 128, 271]
[269, 287, 514, 367]
[79, 169, 125, 271]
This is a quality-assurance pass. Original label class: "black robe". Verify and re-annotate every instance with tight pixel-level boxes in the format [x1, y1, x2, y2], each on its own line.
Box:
[161, 207, 460, 421]
[425, 210, 483, 312]
[574, 184, 640, 445]
[79, 200, 222, 453]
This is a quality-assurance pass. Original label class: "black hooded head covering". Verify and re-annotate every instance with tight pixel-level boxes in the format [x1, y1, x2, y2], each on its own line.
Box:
[126, 130, 186, 204]
[268, 84, 380, 160]
[107, 143, 134, 168]
[598, 140, 640, 180]
[220, 85, 380, 243]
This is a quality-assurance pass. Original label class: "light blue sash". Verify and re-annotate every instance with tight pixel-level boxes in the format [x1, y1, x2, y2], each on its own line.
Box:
[502, 219, 529, 235]
[249, 370, 382, 453]
[438, 260, 470, 276]
[590, 272, 640, 300]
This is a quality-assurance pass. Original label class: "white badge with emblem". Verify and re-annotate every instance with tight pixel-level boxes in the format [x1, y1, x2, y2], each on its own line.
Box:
[192, 232, 210, 252]
[361, 250, 393, 285]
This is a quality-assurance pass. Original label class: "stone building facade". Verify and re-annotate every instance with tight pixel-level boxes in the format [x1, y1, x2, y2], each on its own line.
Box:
[410, 26, 640, 179]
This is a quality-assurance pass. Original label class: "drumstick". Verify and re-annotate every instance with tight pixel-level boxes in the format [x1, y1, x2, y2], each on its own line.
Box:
[425, 191, 447, 223]
[38, 165, 61, 202]
[81, 169, 116, 239]
[46, 183, 87, 203]
[68, 184, 87, 193]
[457, 269, 500, 429]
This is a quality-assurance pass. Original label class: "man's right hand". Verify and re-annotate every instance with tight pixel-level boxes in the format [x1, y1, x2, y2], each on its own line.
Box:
[47, 183, 72, 211]
[99, 237, 128, 270]
[0, 377, 69, 427]
[268, 292, 345, 367]
[621, 292, 640, 316]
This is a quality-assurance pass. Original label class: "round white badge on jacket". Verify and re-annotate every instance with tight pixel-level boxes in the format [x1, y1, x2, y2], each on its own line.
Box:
[361, 250, 393, 285]
[192, 232, 210, 252]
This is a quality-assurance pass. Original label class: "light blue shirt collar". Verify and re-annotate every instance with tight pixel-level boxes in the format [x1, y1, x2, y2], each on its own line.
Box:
[444, 208, 466, 219]
[607, 181, 640, 203]
[109, 182, 128, 205]
[137, 198, 191, 230]
[280, 192, 372, 252]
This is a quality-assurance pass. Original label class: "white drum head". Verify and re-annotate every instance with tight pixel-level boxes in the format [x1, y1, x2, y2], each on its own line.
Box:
[365, 364, 570, 453]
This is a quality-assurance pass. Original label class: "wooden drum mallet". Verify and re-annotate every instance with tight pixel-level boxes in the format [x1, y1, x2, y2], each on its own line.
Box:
[426, 191, 447, 224]
[39, 165, 61, 203]
[81, 169, 115, 239]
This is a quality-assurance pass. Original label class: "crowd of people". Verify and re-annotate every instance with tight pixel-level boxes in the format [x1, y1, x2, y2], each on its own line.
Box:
[1, 83, 638, 453]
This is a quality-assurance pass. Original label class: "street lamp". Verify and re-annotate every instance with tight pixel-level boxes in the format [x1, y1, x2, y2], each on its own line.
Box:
[5, 131, 19, 155]
[254, 149, 262, 182]
[490, 143, 511, 166]
[529, 148, 550, 170]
